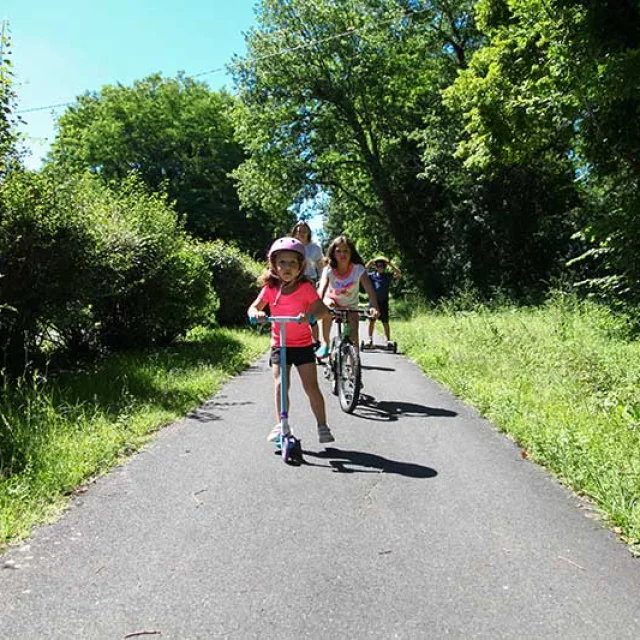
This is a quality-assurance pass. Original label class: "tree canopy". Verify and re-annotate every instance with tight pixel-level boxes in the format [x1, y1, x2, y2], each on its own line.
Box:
[0, 23, 21, 177]
[49, 73, 290, 256]
[231, 0, 486, 294]
[446, 0, 640, 297]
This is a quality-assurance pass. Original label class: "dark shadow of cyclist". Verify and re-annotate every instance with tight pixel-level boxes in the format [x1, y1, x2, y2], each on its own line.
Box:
[353, 395, 458, 422]
[304, 448, 437, 478]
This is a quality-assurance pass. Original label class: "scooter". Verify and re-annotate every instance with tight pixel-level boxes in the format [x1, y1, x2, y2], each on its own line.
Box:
[251, 315, 304, 465]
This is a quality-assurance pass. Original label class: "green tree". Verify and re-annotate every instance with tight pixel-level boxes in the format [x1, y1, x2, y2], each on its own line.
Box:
[446, 0, 640, 298]
[49, 73, 284, 256]
[0, 22, 20, 177]
[0, 168, 217, 370]
[231, 0, 480, 294]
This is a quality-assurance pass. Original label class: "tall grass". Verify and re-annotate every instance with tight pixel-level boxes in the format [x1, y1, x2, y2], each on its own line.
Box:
[393, 295, 640, 549]
[0, 327, 268, 550]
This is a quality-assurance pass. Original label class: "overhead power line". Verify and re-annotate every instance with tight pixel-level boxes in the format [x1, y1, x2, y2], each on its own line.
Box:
[16, 6, 428, 115]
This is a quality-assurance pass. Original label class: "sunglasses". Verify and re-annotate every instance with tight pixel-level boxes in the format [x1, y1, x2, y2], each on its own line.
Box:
[374, 261, 387, 269]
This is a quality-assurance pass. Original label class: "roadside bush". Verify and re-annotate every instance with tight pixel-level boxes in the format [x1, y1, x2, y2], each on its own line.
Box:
[0, 169, 218, 369]
[197, 240, 263, 326]
[87, 176, 218, 348]
[0, 169, 97, 369]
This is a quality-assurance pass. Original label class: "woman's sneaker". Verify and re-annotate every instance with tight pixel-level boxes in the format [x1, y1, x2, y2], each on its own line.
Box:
[317, 424, 335, 444]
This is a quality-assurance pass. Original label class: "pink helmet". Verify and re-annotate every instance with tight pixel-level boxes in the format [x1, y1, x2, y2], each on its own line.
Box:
[268, 237, 306, 260]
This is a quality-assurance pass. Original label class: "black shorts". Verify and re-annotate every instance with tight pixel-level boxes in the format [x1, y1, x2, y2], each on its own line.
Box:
[269, 345, 316, 367]
[370, 299, 390, 323]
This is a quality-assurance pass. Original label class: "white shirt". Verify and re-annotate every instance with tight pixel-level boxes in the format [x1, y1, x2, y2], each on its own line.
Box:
[304, 242, 324, 280]
[322, 263, 366, 310]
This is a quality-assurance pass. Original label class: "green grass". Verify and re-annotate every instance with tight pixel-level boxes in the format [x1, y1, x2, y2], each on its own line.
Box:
[392, 295, 640, 550]
[0, 326, 268, 552]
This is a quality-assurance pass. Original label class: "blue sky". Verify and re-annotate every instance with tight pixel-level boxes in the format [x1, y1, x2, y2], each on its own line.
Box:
[3, 0, 259, 170]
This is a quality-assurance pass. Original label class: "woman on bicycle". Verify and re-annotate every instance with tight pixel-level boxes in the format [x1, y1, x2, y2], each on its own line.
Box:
[315, 235, 379, 359]
[248, 237, 335, 444]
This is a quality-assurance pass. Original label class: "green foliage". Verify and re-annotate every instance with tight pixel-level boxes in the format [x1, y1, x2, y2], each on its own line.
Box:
[446, 0, 640, 299]
[0, 169, 100, 366]
[83, 174, 218, 348]
[394, 295, 640, 547]
[48, 73, 282, 256]
[0, 169, 218, 369]
[0, 326, 269, 548]
[447, 163, 585, 300]
[231, 0, 481, 296]
[197, 240, 263, 326]
[0, 23, 21, 176]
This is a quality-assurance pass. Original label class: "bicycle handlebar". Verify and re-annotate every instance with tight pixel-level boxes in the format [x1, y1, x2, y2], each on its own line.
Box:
[329, 308, 374, 319]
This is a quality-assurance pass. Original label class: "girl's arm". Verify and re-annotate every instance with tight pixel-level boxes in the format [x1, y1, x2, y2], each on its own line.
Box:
[247, 294, 268, 322]
[308, 298, 330, 321]
[317, 266, 329, 300]
[359, 272, 380, 317]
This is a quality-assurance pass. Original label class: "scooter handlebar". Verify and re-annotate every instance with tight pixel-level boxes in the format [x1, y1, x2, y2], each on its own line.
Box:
[249, 315, 315, 325]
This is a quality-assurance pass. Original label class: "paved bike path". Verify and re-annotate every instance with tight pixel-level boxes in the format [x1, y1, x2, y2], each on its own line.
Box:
[1, 341, 640, 638]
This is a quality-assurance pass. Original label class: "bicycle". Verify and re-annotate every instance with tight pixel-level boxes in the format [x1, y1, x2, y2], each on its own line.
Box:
[322, 308, 365, 414]
[250, 314, 305, 466]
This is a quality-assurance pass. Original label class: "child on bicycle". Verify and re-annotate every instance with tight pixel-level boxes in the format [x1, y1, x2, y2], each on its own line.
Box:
[364, 255, 401, 348]
[248, 237, 335, 444]
[315, 235, 379, 359]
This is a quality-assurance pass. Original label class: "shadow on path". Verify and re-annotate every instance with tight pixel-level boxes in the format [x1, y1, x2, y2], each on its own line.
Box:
[352, 394, 458, 422]
[188, 399, 255, 422]
[303, 447, 437, 478]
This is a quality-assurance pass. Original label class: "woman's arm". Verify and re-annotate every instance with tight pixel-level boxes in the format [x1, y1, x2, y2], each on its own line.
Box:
[313, 245, 325, 277]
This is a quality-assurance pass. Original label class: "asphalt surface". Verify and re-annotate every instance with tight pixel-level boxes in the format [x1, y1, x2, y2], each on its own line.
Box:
[1, 335, 640, 639]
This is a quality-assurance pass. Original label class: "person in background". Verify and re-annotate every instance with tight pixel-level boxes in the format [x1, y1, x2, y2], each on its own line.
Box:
[291, 221, 324, 348]
[364, 255, 401, 348]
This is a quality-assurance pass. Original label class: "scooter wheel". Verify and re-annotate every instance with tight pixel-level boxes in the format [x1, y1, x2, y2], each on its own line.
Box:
[281, 435, 293, 463]
[282, 435, 303, 465]
[289, 438, 303, 466]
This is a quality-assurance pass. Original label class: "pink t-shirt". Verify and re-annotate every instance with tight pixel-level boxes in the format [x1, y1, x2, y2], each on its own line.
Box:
[257, 281, 320, 347]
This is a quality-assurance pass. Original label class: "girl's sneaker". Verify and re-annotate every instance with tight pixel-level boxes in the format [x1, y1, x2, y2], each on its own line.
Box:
[267, 423, 284, 442]
[315, 344, 329, 359]
[317, 424, 335, 444]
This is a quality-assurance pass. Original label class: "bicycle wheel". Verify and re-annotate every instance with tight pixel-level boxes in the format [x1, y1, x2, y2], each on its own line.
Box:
[337, 340, 361, 413]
